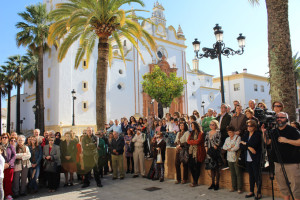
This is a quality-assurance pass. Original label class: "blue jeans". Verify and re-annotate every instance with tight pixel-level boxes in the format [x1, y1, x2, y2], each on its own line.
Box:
[28, 165, 40, 191]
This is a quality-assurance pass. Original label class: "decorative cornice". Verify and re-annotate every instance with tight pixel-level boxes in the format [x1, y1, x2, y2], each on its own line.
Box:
[153, 36, 187, 48]
[200, 86, 220, 91]
[213, 73, 268, 83]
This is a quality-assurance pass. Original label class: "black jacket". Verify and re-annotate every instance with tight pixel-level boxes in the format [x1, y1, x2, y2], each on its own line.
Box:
[240, 131, 262, 164]
[216, 113, 232, 137]
[152, 139, 166, 161]
[111, 136, 125, 155]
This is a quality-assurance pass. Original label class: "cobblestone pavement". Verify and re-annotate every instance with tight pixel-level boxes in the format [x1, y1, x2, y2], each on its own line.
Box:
[18, 174, 280, 200]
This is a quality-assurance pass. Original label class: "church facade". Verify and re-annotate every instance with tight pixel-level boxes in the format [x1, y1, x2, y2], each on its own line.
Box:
[10, 1, 221, 134]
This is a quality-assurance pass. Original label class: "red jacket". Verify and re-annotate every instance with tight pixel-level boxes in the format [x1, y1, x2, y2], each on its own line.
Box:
[187, 131, 206, 162]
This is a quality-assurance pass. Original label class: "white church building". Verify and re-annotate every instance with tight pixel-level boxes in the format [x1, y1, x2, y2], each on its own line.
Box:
[10, 1, 221, 134]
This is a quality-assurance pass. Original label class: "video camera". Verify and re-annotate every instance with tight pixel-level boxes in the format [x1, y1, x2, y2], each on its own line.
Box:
[254, 107, 276, 129]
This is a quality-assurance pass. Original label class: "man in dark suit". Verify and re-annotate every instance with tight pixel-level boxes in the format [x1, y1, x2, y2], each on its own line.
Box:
[217, 104, 232, 168]
[216, 104, 232, 146]
[111, 131, 125, 179]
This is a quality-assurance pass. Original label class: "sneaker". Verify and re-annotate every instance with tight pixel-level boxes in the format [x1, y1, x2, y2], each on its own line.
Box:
[6, 195, 14, 200]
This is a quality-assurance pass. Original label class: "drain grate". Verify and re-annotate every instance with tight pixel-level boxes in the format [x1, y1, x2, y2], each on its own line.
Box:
[144, 187, 162, 192]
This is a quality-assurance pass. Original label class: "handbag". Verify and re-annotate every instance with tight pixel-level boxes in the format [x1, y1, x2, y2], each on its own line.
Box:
[43, 160, 57, 173]
[156, 149, 163, 164]
[235, 149, 246, 169]
[129, 141, 135, 153]
[179, 148, 189, 164]
[205, 157, 217, 170]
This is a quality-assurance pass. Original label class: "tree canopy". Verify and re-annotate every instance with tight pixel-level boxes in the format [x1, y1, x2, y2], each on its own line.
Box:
[142, 65, 187, 108]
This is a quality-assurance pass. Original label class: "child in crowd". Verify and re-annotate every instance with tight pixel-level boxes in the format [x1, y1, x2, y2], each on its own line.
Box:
[222, 126, 242, 193]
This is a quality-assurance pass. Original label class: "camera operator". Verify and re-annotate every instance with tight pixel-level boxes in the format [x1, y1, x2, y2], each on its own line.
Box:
[262, 112, 300, 200]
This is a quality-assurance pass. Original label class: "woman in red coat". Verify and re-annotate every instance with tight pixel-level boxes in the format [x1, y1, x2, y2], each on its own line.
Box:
[187, 122, 206, 187]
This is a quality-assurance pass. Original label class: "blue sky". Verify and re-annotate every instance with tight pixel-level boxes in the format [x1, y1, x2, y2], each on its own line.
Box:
[1, 0, 300, 108]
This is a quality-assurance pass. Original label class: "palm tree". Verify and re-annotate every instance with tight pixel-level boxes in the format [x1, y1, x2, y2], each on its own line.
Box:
[23, 50, 39, 128]
[48, 0, 156, 130]
[0, 64, 15, 133]
[5, 55, 27, 134]
[249, 0, 296, 120]
[16, 2, 50, 134]
[0, 72, 6, 135]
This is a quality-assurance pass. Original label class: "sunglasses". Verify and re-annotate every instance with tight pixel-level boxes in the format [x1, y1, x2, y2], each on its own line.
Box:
[247, 125, 254, 127]
[2, 137, 8, 139]
[274, 105, 282, 108]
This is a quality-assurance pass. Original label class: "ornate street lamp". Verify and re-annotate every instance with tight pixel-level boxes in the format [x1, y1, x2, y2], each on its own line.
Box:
[201, 101, 205, 115]
[71, 89, 77, 126]
[32, 105, 36, 113]
[192, 24, 246, 103]
[32, 105, 37, 129]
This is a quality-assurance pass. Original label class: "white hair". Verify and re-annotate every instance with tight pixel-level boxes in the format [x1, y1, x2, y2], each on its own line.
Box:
[18, 135, 26, 141]
[34, 129, 40, 134]
[249, 99, 256, 104]
[277, 112, 289, 121]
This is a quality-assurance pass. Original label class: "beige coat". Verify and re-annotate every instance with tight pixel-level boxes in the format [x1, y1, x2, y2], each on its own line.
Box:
[14, 146, 31, 172]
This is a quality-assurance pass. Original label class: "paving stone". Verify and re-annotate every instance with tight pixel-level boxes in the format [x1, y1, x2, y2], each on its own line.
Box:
[18, 174, 281, 200]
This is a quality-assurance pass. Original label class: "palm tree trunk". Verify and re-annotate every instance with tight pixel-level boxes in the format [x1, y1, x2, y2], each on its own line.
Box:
[96, 37, 109, 130]
[16, 84, 21, 134]
[6, 85, 11, 133]
[266, 0, 296, 121]
[35, 69, 39, 129]
[38, 46, 45, 134]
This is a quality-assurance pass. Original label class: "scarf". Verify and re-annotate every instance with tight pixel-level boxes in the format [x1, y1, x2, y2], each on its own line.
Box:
[16, 144, 26, 166]
[2, 143, 8, 158]
[189, 131, 199, 160]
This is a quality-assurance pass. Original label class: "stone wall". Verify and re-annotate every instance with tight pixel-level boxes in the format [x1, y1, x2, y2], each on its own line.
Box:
[125, 147, 283, 198]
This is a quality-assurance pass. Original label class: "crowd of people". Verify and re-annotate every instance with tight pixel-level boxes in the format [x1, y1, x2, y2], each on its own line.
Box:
[0, 99, 299, 200]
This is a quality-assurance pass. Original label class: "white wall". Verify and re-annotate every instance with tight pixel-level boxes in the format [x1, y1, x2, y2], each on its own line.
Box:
[213, 74, 271, 110]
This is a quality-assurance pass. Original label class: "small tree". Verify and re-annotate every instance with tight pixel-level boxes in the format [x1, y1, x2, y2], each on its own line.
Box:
[142, 65, 186, 114]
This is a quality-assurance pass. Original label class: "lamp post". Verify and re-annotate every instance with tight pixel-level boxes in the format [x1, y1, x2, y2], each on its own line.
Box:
[20, 117, 25, 132]
[32, 105, 37, 129]
[71, 89, 76, 126]
[192, 24, 246, 103]
[201, 101, 205, 115]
